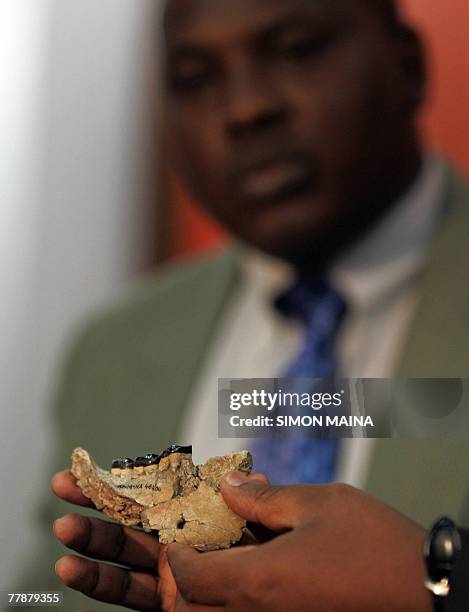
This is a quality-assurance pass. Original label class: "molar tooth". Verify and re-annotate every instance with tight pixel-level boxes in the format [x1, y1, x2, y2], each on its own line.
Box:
[112, 457, 135, 470]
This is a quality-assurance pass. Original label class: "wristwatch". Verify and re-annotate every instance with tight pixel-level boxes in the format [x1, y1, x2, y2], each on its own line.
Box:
[424, 517, 462, 611]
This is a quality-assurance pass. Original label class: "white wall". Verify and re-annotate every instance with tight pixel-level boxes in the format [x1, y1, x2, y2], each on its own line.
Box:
[0, 0, 156, 587]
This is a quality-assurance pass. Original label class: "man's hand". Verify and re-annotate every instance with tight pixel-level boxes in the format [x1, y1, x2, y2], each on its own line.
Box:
[168, 472, 434, 612]
[52, 470, 177, 611]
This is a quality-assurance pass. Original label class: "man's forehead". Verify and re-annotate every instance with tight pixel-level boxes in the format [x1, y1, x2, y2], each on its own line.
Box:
[165, 0, 347, 44]
[164, 0, 396, 41]
[165, 0, 326, 17]
[165, 0, 342, 30]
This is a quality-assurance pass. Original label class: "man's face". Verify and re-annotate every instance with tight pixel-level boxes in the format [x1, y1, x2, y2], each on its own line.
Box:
[164, 0, 423, 265]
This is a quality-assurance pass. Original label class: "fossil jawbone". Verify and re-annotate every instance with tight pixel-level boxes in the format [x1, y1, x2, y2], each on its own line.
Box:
[71, 447, 252, 551]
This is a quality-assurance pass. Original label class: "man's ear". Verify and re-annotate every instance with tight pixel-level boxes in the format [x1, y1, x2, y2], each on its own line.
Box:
[394, 24, 427, 112]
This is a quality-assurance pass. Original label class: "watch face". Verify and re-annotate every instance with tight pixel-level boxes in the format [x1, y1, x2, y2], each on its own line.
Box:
[425, 518, 462, 580]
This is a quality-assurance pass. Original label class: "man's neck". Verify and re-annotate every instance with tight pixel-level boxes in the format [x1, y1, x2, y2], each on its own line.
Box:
[294, 146, 424, 276]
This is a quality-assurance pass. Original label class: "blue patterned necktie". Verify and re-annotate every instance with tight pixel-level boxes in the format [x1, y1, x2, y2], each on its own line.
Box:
[252, 278, 346, 484]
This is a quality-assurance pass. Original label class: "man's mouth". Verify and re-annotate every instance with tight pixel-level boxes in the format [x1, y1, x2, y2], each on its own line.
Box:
[234, 156, 316, 205]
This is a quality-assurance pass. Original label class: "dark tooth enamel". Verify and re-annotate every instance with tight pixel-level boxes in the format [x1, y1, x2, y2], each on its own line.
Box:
[112, 446, 192, 470]
[144, 453, 161, 465]
[112, 458, 134, 469]
[160, 444, 193, 459]
[134, 456, 149, 467]
[171, 444, 192, 455]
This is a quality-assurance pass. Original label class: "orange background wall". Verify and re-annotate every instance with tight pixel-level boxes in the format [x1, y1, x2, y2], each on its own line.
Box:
[163, 0, 469, 260]
[402, 0, 469, 171]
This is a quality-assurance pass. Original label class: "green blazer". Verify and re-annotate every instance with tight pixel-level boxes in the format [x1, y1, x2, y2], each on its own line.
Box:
[21, 164, 469, 610]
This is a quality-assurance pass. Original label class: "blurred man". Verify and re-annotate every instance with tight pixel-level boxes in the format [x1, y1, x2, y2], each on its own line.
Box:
[22, 0, 469, 610]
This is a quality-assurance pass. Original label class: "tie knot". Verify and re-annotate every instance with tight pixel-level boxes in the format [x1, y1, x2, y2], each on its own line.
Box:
[275, 277, 346, 336]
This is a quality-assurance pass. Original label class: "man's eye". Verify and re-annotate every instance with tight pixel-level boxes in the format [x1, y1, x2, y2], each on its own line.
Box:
[170, 62, 213, 93]
[276, 34, 329, 62]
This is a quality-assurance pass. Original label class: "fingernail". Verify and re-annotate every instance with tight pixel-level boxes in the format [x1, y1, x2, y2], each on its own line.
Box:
[224, 471, 249, 487]
[53, 516, 66, 535]
[249, 472, 270, 484]
[54, 558, 63, 575]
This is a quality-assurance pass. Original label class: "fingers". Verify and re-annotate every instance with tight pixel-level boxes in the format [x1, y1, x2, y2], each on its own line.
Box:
[167, 544, 254, 606]
[55, 555, 160, 612]
[51, 470, 94, 508]
[158, 546, 178, 612]
[220, 472, 313, 531]
[245, 522, 276, 544]
[244, 471, 270, 485]
[53, 514, 161, 571]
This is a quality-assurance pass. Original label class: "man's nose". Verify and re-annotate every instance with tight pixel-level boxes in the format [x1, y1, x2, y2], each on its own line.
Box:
[224, 64, 288, 140]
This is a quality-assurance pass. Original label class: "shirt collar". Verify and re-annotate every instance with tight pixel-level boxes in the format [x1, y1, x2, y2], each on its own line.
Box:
[329, 154, 447, 311]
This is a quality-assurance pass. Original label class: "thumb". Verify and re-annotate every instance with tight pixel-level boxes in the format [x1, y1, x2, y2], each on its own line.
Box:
[220, 471, 309, 532]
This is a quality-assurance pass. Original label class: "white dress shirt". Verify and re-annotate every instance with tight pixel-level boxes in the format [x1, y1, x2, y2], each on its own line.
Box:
[179, 155, 446, 488]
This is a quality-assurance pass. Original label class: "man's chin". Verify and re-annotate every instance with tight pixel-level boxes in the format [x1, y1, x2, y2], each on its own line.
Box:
[240, 227, 330, 270]
[232, 207, 338, 269]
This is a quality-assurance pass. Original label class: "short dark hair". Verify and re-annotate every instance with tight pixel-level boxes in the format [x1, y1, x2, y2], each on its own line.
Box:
[367, 0, 402, 30]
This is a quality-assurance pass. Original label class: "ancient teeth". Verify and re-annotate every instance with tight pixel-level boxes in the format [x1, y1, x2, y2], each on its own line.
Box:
[135, 456, 150, 467]
[111, 445, 193, 470]
[160, 444, 192, 459]
[144, 453, 161, 465]
[112, 458, 135, 469]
